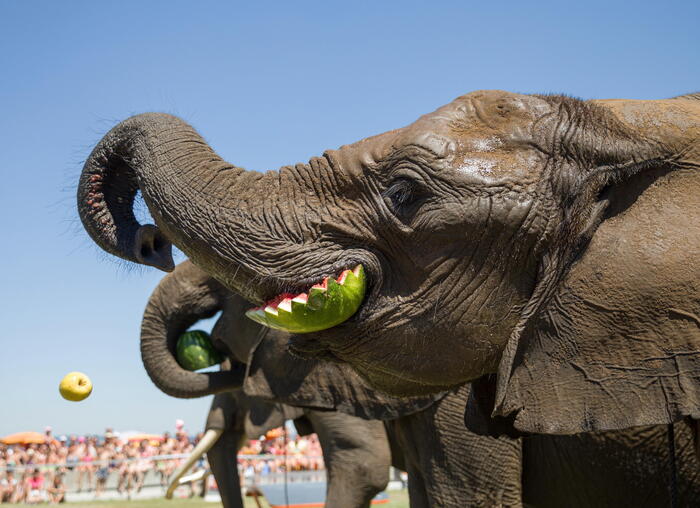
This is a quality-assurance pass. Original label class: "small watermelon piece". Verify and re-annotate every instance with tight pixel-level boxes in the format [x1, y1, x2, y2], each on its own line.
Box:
[176, 330, 224, 371]
[245, 265, 366, 334]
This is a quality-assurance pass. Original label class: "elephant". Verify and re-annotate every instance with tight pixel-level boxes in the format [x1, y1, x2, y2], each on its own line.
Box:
[166, 387, 391, 508]
[77, 91, 700, 438]
[146, 261, 700, 507]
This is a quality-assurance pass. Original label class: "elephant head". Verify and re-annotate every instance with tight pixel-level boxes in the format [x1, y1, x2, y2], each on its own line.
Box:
[79, 91, 700, 433]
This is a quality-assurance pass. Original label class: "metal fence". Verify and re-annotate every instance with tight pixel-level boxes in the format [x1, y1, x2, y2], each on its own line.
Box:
[1, 453, 327, 495]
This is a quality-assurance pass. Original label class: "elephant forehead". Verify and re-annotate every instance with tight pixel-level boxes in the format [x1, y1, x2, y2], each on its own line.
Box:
[435, 91, 552, 184]
[392, 90, 546, 154]
[328, 90, 552, 183]
[329, 129, 456, 176]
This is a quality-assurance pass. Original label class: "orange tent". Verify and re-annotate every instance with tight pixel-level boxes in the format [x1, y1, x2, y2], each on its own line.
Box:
[1, 431, 48, 445]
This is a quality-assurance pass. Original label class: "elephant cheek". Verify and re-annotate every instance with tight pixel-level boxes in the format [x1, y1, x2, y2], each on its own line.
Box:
[344, 335, 499, 396]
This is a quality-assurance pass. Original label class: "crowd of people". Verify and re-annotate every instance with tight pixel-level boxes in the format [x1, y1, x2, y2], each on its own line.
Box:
[0, 423, 324, 504]
[239, 430, 324, 481]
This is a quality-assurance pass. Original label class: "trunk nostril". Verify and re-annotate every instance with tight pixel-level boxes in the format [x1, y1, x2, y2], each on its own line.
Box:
[134, 224, 175, 272]
[140, 243, 153, 259]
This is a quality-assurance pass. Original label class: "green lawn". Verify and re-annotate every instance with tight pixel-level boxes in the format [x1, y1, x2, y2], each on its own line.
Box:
[63, 490, 410, 508]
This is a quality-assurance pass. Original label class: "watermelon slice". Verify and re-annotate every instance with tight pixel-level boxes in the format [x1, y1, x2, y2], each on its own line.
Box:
[245, 265, 366, 333]
[176, 330, 224, 371]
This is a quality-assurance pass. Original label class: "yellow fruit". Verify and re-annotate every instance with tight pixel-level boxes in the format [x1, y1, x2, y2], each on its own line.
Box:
[59, 372, 93, 402]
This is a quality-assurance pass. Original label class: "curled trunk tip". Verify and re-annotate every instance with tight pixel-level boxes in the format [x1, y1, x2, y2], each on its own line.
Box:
[77, 113, 228, 272]
[140, 261, 243, 399]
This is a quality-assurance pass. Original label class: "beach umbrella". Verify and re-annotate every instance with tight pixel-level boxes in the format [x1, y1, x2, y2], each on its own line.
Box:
[128, 433, 163, 442]
[1, 431, 47, 444]
[119, 432, 164, 444]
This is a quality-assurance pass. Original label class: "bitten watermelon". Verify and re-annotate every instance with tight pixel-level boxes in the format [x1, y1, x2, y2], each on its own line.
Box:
[176, 330, 223, 371]
[246, 265, 366, 333]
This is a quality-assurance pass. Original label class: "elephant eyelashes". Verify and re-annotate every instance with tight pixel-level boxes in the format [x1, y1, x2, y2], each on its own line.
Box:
[382, 178, 424, 218]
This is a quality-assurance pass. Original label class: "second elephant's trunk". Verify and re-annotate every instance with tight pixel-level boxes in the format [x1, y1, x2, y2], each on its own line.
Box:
[141, 261, 244, 398]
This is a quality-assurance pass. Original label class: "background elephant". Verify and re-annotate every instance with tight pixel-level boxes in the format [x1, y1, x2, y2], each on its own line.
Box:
[168, 387, 391, 508]
[78, 92, 700, 438]
[147, 261, 700, 507]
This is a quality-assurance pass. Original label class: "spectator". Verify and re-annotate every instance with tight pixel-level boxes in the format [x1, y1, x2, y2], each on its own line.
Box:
[12, 471, 28, 503]
[156, 432, 174, 486]
[94, 444, 112, 498]
[1, 469, 18, 503]
[46, 473, 65, 504]
[115, 443, 130, 495]
[133, 439, 155, 494]
[24, 468, 44, 504]
[0, 421, 327, 502]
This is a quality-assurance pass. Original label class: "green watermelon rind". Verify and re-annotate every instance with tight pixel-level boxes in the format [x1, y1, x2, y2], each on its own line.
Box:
[176, 330, 224, 371]
[245, 265, 367, 334]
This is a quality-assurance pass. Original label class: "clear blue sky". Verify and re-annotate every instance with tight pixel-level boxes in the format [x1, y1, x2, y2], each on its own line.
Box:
[0, 0, 698, 437]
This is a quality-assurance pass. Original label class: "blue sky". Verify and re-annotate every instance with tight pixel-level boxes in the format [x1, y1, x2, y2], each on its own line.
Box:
[0, 0, 698, 436]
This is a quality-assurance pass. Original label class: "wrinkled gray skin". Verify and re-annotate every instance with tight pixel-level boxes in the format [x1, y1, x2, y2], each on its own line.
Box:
[204, 389, 390, 508]
[147, 261, 700, 507]
[143, 261, 522, 507]
[396, 387, 700, 507]
[79, 91, 700, 436]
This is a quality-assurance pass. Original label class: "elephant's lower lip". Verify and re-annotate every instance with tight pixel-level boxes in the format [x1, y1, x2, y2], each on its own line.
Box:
[245, 265, 367, 333]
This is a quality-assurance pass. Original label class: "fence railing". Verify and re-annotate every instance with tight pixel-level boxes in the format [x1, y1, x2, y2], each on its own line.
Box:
[1, 453, 327, 494]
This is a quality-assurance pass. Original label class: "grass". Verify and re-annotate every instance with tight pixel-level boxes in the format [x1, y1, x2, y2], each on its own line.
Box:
[62, 490, 410, 508]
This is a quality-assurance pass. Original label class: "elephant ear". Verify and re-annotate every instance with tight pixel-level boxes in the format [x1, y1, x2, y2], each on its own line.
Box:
[243, 328, 440, 420]
[206, 388, 303, 439]
[483, 96, 700, 434]
[244, 399, 303, 439]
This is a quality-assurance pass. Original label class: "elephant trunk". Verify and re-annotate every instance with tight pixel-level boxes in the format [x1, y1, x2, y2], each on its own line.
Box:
[77, 113, 268, 290]
[78, 113, 334, 305]
[141, 261, 244, 399]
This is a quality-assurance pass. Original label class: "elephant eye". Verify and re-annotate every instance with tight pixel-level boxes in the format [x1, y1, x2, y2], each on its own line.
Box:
[382, 178, 424, 218]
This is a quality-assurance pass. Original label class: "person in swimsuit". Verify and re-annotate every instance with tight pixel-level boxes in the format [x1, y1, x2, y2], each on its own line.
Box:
[95, 445, 112, 498]
[46, 473, 65, 504]
[25, 468, 45, 504]
[11, 471, 28, 504]
[1, 470, 18, 503]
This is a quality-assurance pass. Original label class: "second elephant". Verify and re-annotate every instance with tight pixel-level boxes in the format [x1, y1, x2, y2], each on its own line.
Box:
[168, 387, 391, 508]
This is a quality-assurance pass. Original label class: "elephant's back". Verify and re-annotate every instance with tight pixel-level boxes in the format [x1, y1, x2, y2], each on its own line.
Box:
[522, 422, 700, 507]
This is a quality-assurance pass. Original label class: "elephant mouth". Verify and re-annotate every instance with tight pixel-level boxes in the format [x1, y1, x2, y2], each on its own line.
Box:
[245, 265, 368, 333]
